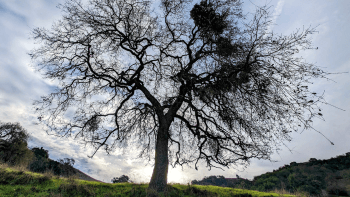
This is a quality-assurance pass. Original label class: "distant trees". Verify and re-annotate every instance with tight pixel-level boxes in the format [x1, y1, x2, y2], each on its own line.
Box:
[111, 175, 133, 183]
[191, 175, 251, 188]
[29, 147, 50, 173]
[29, 146, 77, 177]
[192, 175, 228, 187]
[0, 121, 78, 178]
[309, 158, 317, 162]
[57, 158, 76, 177]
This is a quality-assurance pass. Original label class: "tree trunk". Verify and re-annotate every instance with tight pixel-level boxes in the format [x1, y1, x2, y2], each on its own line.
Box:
[148, 121, 169, 193]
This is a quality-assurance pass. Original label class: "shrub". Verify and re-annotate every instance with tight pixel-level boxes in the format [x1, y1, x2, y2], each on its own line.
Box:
[29, 157, 48, 173]
[298, 185, 319, 195]
[326, 183, 349, 196]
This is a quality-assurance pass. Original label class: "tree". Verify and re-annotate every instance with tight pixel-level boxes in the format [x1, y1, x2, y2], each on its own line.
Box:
[0, 121, 34, 167]
[57, 158, 77, 177]
[31, 147, 49, 160]
[0, 121, 31, 145]
[309, 158, 317, 163]
[27, 146, 77, 177]
[111, 175, 133, 183]
[48, 159, 63, 176]
[30, 0, 343, 193]
[29, 147, 50, 173]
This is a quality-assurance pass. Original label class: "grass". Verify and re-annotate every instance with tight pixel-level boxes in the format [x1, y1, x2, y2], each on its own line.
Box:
[0, 161, 300, 197]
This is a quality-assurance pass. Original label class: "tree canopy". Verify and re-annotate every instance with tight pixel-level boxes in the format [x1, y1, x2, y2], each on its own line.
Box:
[31, 0, 340, 192]
[0, 121, 34, 167]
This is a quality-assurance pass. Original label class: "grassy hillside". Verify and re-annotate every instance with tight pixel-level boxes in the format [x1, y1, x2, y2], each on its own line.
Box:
[0, 161, 296, 197]
[248, 153, 350, 196]
[192, 153, 350, 197]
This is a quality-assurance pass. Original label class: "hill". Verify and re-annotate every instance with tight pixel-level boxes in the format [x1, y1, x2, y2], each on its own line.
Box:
[71, 167, 105, 183]
[191, 152, 350, 196]
[29, 147, 106, 183]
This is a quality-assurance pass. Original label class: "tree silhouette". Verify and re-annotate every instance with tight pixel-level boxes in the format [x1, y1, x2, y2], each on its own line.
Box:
[29, 147, 50, 173]
[0, 121, 31, 145]
[57, 158, 76, 177]
[111, 175, 132, 183]
[31, 0, 342, 192]
[0, 121, 34, 167]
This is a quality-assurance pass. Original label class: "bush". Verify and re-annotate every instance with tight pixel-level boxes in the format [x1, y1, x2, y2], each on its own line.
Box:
[298, 185, 319, 195]
[29, 157, 48, 173]
[326, 184, 349, 196]
[48, 159, 62, 176]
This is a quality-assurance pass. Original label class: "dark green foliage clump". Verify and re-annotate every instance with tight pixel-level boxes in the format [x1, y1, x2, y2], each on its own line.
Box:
[0, 121, 78, 179]
[191, 175, 253, 189]
[31, 146, 49, 159]
[326, 183, 349, 196]
[28, 146, 77, 177]
[0, 122, 35, 167]
[192, 175, 229, 187]
[112, 174, 133, 183]
[29, 156, 48, 173]
[0, 139, 34, 167]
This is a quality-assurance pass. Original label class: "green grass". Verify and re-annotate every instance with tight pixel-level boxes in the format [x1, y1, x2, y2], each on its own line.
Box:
[0, 162, 298, 197]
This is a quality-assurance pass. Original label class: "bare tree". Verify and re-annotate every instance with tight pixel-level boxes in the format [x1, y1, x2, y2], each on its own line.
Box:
[30, 0, 343, 192]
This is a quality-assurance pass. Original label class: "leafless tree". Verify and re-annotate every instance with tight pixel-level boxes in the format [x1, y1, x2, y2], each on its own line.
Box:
[30, 0, 343, 192]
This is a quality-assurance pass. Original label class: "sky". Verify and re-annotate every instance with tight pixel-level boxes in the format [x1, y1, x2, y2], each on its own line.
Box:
[0, 0, 349, 184]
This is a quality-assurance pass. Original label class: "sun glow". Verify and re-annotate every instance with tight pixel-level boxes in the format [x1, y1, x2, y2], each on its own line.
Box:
[133, 166, 189, 184]
[168, 167, 187, 184]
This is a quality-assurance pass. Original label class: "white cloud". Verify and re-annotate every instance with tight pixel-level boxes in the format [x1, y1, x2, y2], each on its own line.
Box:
[267, 0, 285, 32]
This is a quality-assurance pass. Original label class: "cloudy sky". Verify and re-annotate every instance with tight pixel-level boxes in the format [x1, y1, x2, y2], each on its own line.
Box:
[0, 0, 349, 184]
